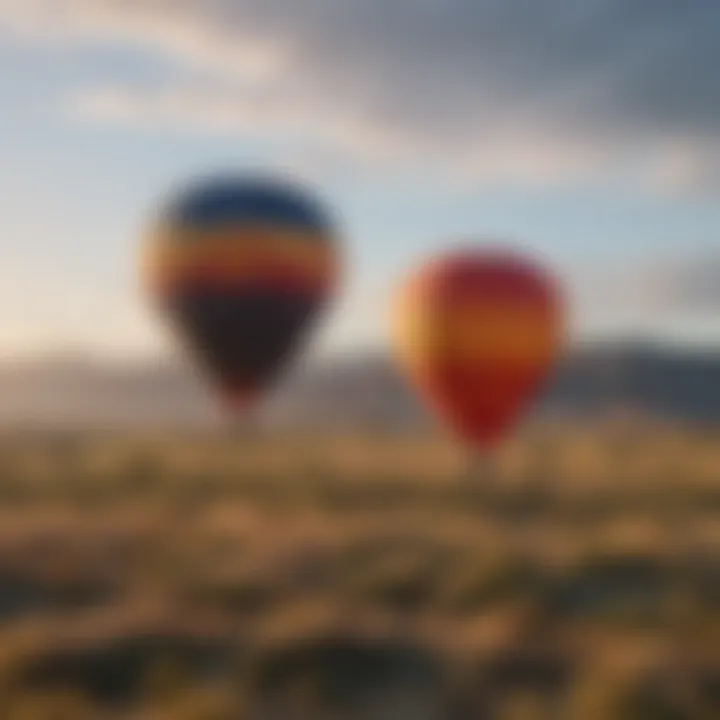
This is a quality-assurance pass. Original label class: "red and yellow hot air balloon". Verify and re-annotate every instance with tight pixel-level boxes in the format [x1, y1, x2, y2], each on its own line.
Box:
[393, 246, 564, 451]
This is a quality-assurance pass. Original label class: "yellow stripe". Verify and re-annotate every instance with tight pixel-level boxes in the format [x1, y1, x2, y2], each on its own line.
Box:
[147, 248, 335, 278]
[143, 227, 335, 281]
[151, 224, 329, 258]
[395, 301, 559, 367]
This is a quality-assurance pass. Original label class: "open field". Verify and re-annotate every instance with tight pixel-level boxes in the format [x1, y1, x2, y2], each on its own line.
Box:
[0, 428, 716, 718]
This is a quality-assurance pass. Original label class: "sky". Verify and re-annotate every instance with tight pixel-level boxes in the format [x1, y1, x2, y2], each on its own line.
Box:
[1, 0, 720, 360]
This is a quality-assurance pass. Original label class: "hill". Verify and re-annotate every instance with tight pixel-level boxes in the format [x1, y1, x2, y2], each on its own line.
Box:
[0, 342, 718, 429]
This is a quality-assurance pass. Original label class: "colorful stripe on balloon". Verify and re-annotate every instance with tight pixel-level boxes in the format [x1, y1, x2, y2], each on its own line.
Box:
[144, 225, 337, 297]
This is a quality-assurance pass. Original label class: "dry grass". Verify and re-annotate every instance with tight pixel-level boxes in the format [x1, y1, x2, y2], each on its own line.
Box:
[0, 427, 715, 718]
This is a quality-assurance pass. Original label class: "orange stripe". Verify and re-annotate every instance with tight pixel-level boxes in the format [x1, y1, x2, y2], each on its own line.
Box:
[149, 225, 331, 264]
[145, 262, 335, 297]
[395, 301, 559, 366]
[142, 223, 333, 288]
[143, 241, 336, 291]
[146, 251, 335, 282]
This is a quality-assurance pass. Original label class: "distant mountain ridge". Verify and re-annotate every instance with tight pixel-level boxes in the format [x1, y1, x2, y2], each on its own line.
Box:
[0, 342, 718, 429]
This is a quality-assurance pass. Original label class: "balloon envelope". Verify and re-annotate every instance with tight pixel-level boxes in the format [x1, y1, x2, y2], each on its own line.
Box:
[393, 248, 564, 449]
[144, 175, 339, 411]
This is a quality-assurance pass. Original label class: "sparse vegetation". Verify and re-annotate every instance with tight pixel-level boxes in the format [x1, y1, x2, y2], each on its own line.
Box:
[0, 428, 715, 718]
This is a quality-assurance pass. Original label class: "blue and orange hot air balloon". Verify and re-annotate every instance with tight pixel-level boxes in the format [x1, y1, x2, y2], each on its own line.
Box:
[144, 174, 339, 413]
[393, 246, 564, 451]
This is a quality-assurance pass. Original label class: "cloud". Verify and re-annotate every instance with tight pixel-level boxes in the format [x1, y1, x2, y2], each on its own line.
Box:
[571, 250, 720, 338]
[0, 0, 290, 83]
[3, 0, 720, 190]
[641, 252, 720, 313]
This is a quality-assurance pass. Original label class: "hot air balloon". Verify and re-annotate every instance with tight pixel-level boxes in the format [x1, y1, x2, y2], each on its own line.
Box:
[393, 246, 564, 452]
[143, 174, 339, 413]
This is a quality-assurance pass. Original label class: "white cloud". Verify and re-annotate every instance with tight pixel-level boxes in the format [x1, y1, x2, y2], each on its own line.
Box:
[71, 83, 416, 166]
[0, 0, 290, 83]
[641, 253, 720, 313]
[70, 82, 720, 192]
[570, 250, 720, 339]
[2, 0, 720, 191]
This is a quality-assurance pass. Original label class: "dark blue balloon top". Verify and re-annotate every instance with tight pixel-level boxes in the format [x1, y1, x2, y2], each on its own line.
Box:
[165, 176, 332, 238]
